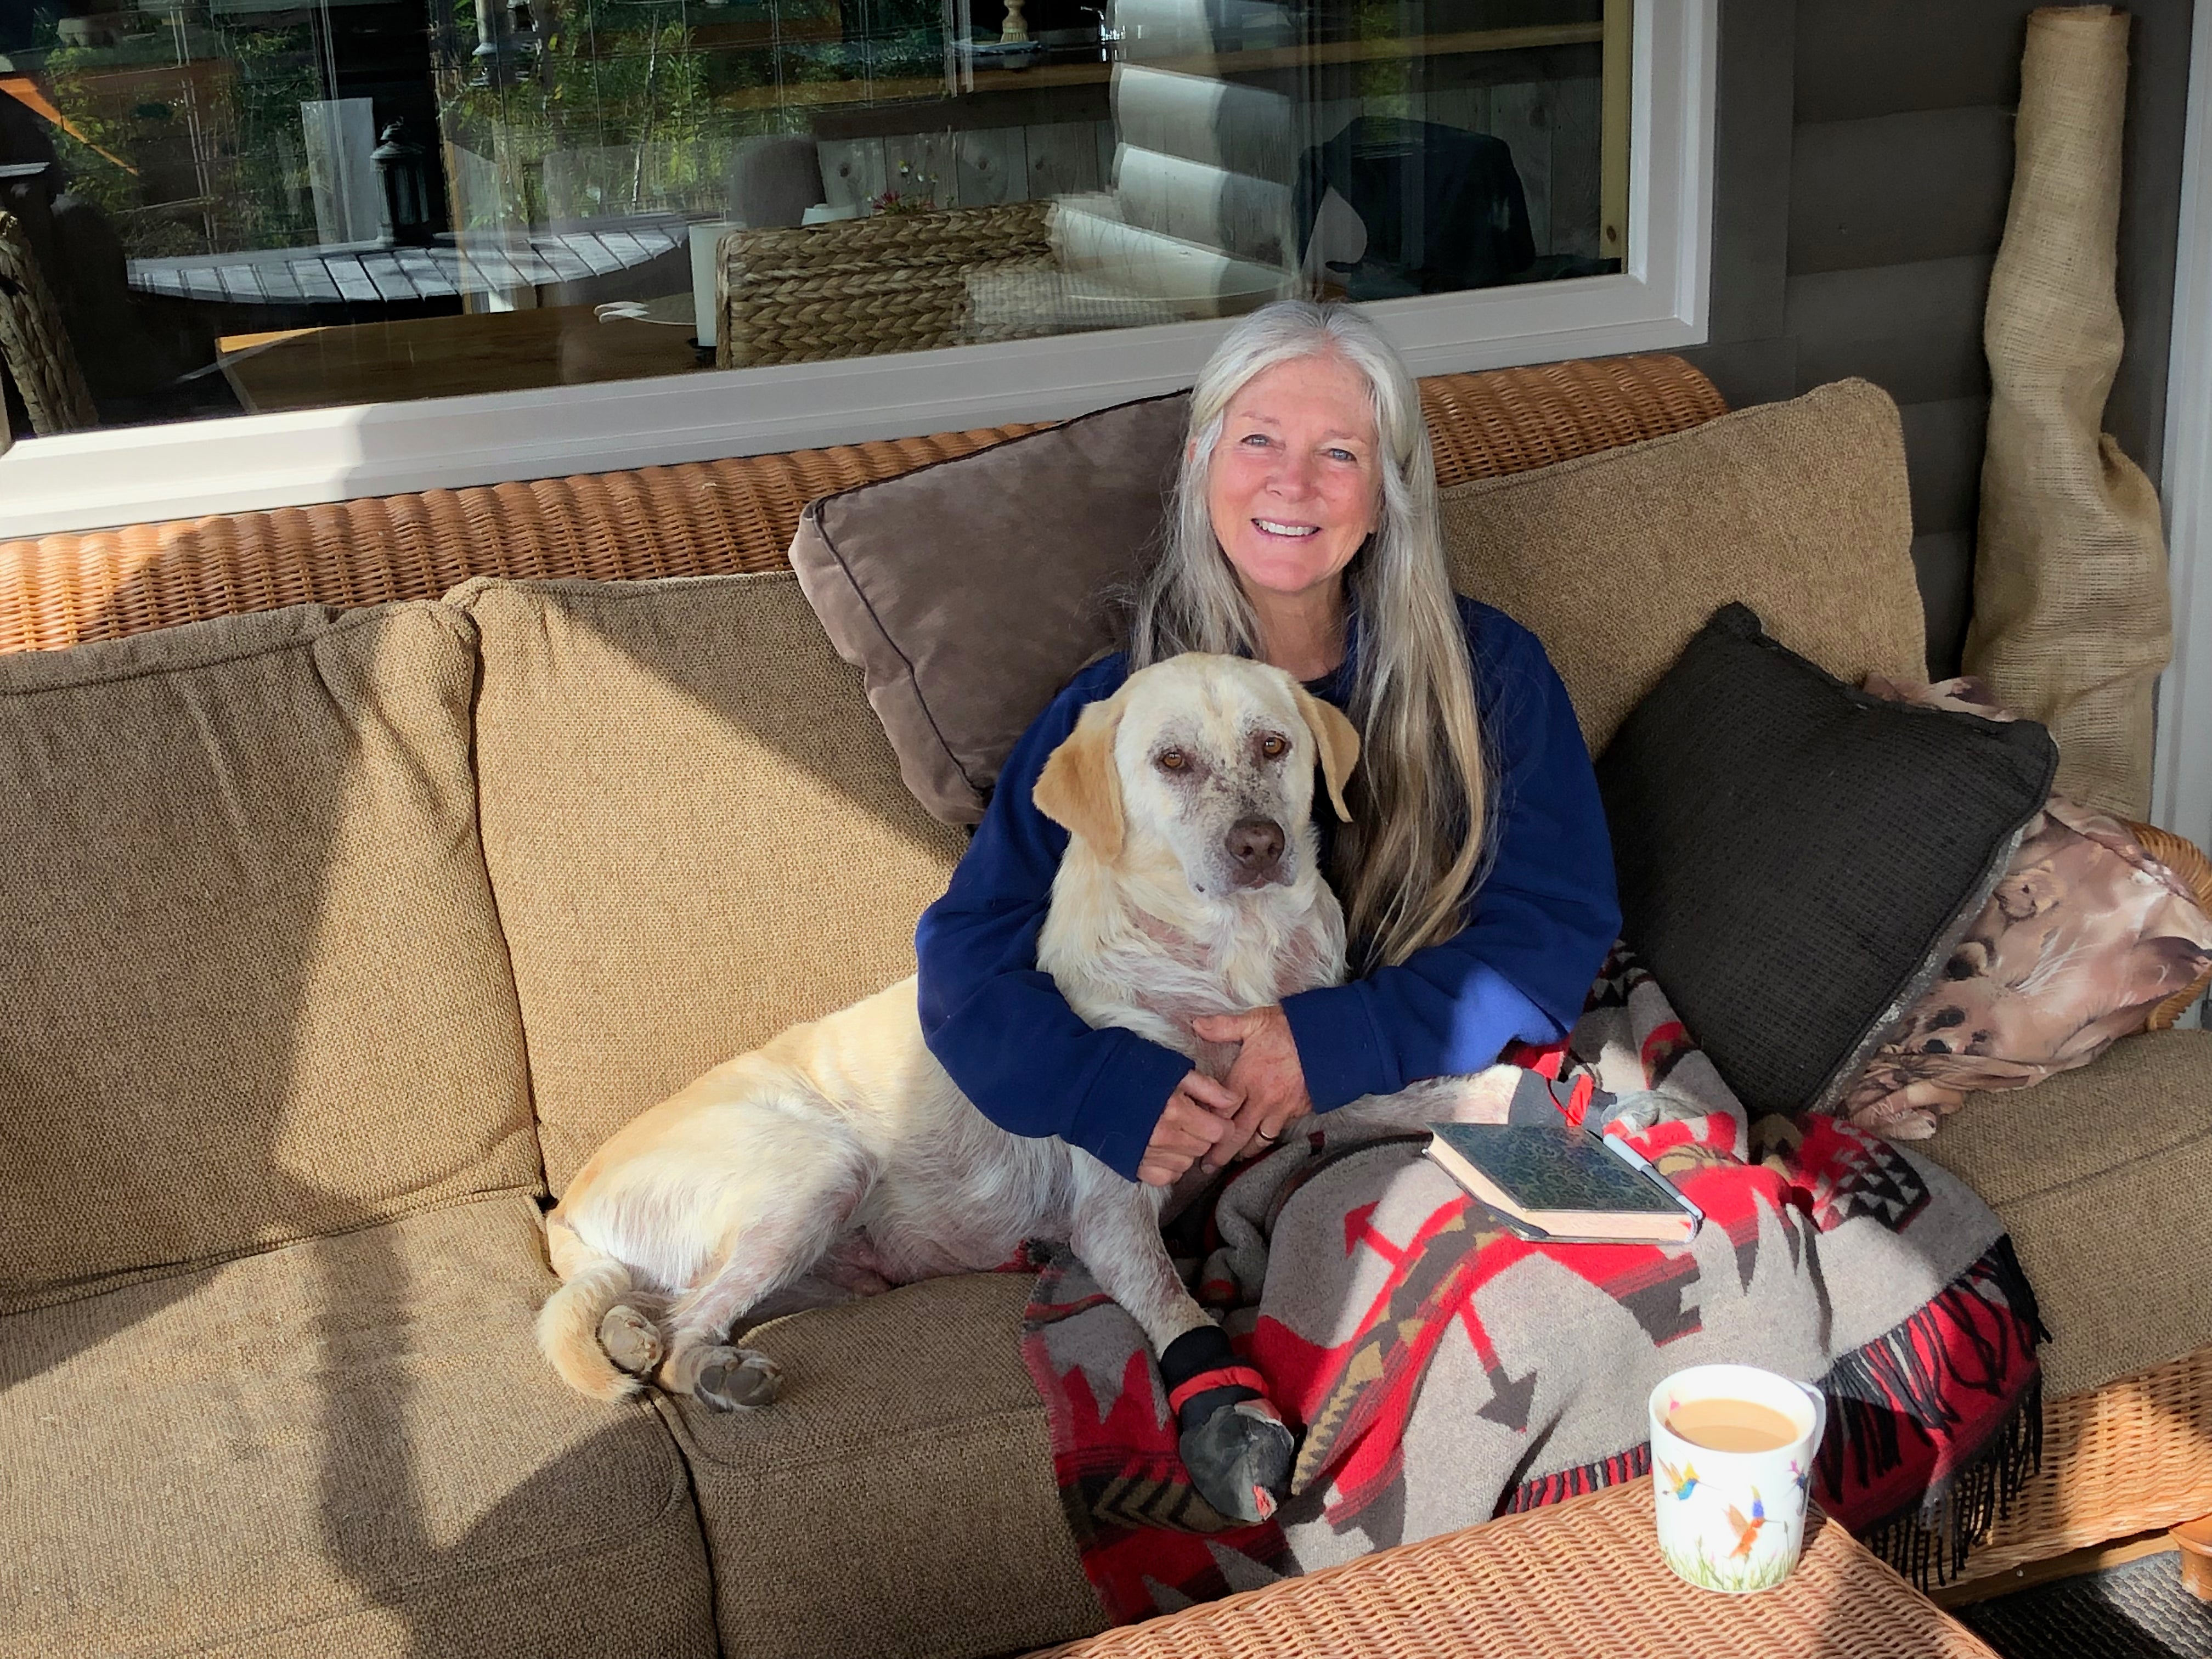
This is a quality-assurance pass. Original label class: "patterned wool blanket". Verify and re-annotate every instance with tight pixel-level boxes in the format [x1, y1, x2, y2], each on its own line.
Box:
[1020, 946, 2045, 1622]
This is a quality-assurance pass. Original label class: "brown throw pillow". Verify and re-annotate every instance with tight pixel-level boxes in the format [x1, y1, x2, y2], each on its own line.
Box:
[788, 392, 1189, 824]
[1843, 675, 2212, 1140]
[1440, 377, 1928, 754]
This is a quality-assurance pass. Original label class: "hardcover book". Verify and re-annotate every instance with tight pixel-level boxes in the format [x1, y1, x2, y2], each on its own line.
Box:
[1423, 1120, 1700, 1245]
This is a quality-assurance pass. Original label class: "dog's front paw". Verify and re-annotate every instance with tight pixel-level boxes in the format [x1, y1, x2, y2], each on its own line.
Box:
[1180, 1397, 1293, 1525]
[599, 1305, 663, 1377]
[693, 1346, 783, 1411]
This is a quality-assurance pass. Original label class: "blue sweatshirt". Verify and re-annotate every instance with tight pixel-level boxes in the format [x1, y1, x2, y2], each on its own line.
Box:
[914, 595, 1621, 1180]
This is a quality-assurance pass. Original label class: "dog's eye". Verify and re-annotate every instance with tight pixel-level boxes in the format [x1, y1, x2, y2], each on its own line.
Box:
[1259, 733, 1288, 759]
[1156, 748, 1187, 772]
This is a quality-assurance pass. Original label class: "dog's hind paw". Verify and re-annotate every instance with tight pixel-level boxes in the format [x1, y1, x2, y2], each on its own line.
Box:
[599, 1305, 663, 1376]
[1180, 1398, 1294, 1526]
[693, 1347, 783, 1412]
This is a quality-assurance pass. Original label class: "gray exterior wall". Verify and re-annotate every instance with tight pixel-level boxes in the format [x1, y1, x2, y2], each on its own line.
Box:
[1679, 0, 2196, 677]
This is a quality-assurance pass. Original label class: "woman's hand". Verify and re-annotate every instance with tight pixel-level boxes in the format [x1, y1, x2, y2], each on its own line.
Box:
[1137, 1071, 1243, 1187]
[1190, 1005, 1314, 1170]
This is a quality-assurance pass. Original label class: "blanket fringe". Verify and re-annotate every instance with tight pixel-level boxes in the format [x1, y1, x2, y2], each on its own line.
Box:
[1822, 1235, 2048, 1587]
[1500, 1444, 1651, 1515]
[1855, 1369, 2043, 1588]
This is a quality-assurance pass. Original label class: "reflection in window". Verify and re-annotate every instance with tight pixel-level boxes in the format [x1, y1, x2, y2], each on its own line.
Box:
[0, 0, 1620, 430]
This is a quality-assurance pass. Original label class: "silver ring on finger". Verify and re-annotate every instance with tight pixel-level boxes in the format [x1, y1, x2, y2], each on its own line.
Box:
[1254, 1126, 1279, 1142]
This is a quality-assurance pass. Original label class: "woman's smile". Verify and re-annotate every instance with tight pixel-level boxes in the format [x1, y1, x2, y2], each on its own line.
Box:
[1204, 351, 1383, 677]
[1207, 353, 1380, 596]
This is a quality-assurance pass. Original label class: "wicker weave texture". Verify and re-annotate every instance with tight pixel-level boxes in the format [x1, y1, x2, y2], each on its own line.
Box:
[1956, 1347, 2212, 1585]
[1028, 1479, 2001, 1659]
[0, 353, 1724, 656]
[0, 211, 96, 437]
[718, 201, 1056, 367]
[2131, 820, 2212, 1029]
[0, 426, 1039, 654]
[1420, 352, 1724, 484]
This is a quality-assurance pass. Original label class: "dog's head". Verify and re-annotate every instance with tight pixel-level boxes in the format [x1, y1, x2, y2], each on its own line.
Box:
[1032, 652, 1359, 898]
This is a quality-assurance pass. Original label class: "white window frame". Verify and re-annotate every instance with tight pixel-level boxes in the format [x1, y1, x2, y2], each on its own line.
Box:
[0, 0, 1716, 539]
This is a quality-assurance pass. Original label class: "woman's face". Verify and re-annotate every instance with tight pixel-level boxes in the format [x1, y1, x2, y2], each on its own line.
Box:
[1204, 352, 1384, 610]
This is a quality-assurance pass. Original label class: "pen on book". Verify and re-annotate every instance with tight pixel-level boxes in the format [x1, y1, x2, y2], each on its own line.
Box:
[1596, 1128, 1707, 1228]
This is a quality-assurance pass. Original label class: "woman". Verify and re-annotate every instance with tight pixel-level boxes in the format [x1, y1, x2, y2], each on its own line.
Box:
[916, 300, 1620, 1189]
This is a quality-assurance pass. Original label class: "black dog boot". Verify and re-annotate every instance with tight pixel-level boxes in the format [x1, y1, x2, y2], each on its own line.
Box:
[1161, 1325, 1294, 1525]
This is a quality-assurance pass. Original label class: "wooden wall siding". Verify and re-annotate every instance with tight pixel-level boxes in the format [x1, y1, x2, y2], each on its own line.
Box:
[811, 79, 1603, 256]
[1899, 397, 1991, 542]
[1793, 0, 2052, 122]
[1686, 0, 2194, 679]
[1783, 255, 1994, 407]
[1785, 108, 2016, 274]
[1547, 76, 1604, 258]
[1436, 79, 1606, 258]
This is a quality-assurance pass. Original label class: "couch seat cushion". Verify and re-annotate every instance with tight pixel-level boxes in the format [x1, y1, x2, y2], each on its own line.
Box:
[0, 602, 540, 1312]
[669, 1272, 1106, 1659]
[0, 1193, 716, 1659]
[1921, 1028, 2212, 1398]
[454, 572, 966, 1194]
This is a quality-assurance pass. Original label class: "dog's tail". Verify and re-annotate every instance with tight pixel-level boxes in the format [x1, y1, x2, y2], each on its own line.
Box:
[538, 1242, 645, 1403]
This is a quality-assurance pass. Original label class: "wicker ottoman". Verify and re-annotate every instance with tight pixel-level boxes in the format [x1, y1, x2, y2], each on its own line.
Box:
[1025, 1478, 2002, 1658]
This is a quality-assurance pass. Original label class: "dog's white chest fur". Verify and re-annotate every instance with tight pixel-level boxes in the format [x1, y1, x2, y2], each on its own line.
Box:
[1037, 839, 1347, 1080]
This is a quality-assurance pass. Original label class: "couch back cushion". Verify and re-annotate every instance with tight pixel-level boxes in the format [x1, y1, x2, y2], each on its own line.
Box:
[0, 602, 540, 1311]
[454, 572, 966, 1194]
[1441, 377, 1929, 753]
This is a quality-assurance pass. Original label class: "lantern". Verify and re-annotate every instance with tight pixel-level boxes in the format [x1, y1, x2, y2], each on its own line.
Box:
[372, 120, 433, 249]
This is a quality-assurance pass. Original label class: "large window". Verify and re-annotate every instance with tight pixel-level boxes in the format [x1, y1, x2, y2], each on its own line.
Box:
[0, 0, 1710, 533]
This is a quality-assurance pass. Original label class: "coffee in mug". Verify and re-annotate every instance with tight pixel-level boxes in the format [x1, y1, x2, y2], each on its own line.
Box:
[1664, 1396, 1802, 1454]
[1647, 1363, 1827, 1593]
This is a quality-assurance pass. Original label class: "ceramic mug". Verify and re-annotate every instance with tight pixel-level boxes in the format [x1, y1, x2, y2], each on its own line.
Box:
[1647, 1363, 1828, 1593]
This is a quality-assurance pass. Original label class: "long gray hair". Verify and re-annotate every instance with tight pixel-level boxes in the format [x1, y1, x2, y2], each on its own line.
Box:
[1130, 300, 1489, 973]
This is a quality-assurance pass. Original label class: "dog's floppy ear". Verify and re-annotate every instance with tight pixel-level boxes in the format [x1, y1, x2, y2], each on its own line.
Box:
[1291, 684, 1361, 823]
[1034, 696, 1128, 860]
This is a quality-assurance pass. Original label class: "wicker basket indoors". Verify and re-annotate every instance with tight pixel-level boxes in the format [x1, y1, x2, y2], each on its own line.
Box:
[716, 200, 1058, 369]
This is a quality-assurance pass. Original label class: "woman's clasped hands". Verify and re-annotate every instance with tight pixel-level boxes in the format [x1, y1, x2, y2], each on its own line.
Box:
[1134, 1005, 1316, 1187]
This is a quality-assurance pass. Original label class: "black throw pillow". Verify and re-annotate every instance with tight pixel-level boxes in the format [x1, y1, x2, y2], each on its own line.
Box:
[1595, 602, 2058, 1118]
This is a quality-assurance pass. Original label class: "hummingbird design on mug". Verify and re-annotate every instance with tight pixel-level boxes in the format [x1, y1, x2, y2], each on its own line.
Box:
[1724, 1488, 1767, 1559]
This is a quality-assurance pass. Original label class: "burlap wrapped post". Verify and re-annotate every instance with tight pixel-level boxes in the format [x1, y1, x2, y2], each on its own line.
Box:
[1965, 5, 2171, 819]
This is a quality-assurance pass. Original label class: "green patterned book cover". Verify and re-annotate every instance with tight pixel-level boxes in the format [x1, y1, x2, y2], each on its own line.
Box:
[1424, 1122, 1696, 1243]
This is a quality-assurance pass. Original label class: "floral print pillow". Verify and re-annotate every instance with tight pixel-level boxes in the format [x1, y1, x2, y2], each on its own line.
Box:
[1842, 675, 2212, 1140]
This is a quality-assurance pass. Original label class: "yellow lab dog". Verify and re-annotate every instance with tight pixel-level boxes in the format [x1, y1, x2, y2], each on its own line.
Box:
[538, 651, 1509, 1520]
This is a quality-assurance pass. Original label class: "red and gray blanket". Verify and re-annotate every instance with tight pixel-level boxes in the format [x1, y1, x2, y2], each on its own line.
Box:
[1020, 945, 2045, 1621]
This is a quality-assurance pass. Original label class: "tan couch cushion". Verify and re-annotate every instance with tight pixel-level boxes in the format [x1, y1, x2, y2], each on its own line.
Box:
[454, 572, 967, 1193]
[670, 1273, 1107, 1659]
[1441, 378, 1928, 754]
[1922, 1027, 2212, 1398]
[0, 603, 539, 1313]
[0, 1193, 716, 1659]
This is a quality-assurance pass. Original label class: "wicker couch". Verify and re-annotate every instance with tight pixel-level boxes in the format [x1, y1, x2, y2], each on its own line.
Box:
[2, 354, 2207, 1659]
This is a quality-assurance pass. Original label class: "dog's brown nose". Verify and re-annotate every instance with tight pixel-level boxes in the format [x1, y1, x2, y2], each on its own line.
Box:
[1226, 817, 1286, 883]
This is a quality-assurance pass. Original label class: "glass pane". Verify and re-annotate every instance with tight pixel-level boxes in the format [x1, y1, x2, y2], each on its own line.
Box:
[0, 0, 1619, 430]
